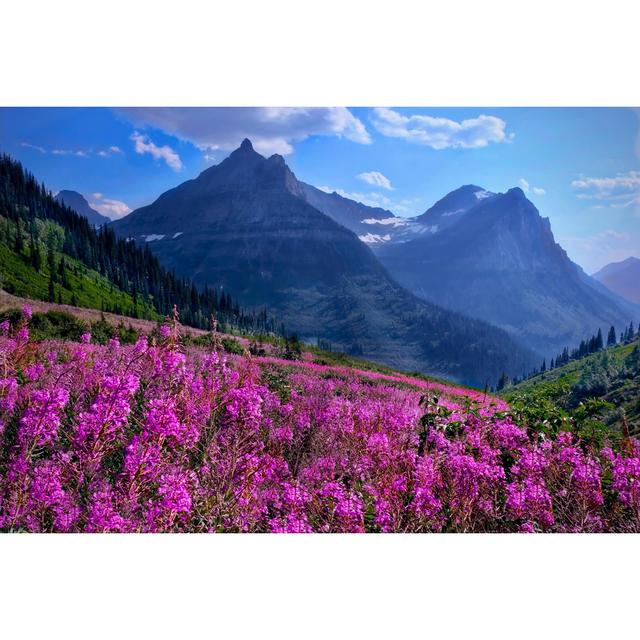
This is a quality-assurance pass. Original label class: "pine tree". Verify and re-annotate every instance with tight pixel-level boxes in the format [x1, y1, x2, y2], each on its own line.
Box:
[48, 275, 55, 303]
[496, 372, 510, 391]
[14, 219, 24, 254]
[596, 328, 604, 351]
[607, 325, 617, 347]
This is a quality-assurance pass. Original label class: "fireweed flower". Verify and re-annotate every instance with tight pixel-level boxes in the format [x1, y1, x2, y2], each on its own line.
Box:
[1, 312, 640, 533]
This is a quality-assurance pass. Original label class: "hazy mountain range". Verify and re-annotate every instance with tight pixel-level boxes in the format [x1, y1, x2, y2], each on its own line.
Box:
[56, 138, 637, 380]
[593, 257, 640, 305]
[109, 139, 536, 385]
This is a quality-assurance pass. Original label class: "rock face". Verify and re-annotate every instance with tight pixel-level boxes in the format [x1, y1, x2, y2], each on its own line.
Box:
[112, 139, 536, 385]
[298, 182, 397, 242]
[593, 257, 640, 305]
[376, 187, 637, 357]
[54, 190, 110, 227]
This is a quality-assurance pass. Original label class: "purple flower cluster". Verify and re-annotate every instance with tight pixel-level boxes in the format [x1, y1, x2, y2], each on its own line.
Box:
[1, 308, 640, 533]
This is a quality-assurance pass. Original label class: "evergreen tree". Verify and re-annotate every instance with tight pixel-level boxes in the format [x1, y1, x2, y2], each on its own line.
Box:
[14, 219, 24, 254]
[596, 328, 604, 351]
[48, 275, 55, 303]
[496, 372, 510, 391]
[607, 325, 617, 347]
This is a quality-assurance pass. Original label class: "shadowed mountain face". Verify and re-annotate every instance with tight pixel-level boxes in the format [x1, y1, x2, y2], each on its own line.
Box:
[298, 182, 397, 242]
[112, 139, 536, 385]
[376, 187, 637, 357]
[593, 257, 640, 304]
[54, 190, 110, 227]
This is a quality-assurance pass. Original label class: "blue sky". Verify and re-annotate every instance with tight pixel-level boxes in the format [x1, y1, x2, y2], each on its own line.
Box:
[1, 107, 638, 273]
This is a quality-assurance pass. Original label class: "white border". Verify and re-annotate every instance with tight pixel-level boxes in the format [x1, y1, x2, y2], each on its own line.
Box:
[2, 1, 639, 637]
[1, 0, 639, 106]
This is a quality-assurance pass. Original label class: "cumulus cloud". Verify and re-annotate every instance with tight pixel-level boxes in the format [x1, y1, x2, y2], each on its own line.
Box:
[90, 193, 132, 220]
[119, 107, 371, 156]
[130, 131, 183, 171]
[518, 178, 546, 195]
[357, 171, 393, 190]
[371, 107, 513, 150]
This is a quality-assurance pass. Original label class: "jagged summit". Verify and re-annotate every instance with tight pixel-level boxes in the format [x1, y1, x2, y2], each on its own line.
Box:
[377, 184, 636, 356]
[111, 141, 536, 385]
[239, 137, 254, 151]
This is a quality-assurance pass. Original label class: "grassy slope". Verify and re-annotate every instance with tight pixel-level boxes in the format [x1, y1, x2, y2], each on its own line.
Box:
[503, 338, 640, 436]
[0, 217, 159, 321]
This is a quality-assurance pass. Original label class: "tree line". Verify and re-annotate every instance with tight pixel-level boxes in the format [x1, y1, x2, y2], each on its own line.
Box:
[0, 154, 280, 334]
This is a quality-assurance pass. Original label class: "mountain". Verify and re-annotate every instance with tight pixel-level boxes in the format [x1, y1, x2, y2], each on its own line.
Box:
[54, 190, 110, 226]
[297, 182, 401, 244]
[0, 154, 271, 333]
[112, 139, 537, 385]
[375, 187, 637, 357]
[504, 333, 640, 438]
[412, 184, 494, 230]
[593, 257, 640, 304]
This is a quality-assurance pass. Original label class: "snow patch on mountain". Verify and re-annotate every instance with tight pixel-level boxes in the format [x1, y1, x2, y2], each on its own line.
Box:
[359, 233, 392, 244]
[361, 217, 410, 227]
[142, 234, 166, 242]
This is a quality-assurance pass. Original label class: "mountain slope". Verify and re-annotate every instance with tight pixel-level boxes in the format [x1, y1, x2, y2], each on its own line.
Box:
[112, 139, 537, 385]
[0, 153, 273, 333]
[504, 335, 640, 438]
[593, 257, 640, 304]
[297, 182, 401, 244]
[413, 184, 494, 230]
[376, 187, 636, 357]
[54, 190, 110, 226]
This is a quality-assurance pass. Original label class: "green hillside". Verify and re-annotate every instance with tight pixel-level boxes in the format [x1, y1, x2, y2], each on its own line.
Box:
[503, 337, 640, 442]
[0, 215, 160, 319]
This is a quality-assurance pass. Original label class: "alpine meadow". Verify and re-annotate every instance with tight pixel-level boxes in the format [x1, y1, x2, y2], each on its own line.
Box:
[1, 106, 639, 533]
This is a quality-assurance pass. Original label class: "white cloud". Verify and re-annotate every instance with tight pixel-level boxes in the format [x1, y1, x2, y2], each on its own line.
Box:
[130, 131, 183, 171]
[90, 195, 132, 220]
[97, 146, 122, 157]
[519, 178, 546, 195]
[119, 107, 371, 156]
[320, 186, 416, 214]
[572, 171, 640, 214]
[572, 171, 640, 197]
[21, 142, 121, 159]
[371, 107, 513, 150]
[20, 142, 46, 153]
[357, 171, 393, 190]
[52, 148, 88, 157]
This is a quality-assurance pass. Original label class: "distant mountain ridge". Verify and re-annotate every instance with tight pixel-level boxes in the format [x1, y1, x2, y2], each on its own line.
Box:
[374, 186, 637, 357]
[54, 190, 110, 227]
[593, 257, 640, 304]
[112, 139, 537, 385]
